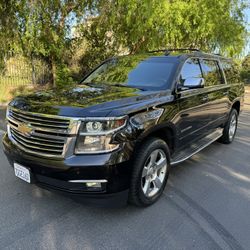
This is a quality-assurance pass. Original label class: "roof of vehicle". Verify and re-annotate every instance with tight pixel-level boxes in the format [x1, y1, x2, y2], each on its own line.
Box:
[104, 49, 233, 68]
[146, 49, 230, 61]
[114, 49, 231, 63]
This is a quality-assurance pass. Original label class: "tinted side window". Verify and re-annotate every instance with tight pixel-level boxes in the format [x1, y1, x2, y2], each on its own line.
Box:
[221, 60, 239, 84]
[200, 60, 222, 86]
[180, 58, 202, 84]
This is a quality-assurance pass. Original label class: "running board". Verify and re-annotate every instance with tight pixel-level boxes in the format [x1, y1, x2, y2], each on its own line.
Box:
[170, 128, 223, 166]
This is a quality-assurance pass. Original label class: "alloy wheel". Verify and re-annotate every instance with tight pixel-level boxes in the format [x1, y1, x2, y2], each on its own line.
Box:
[141, 149, 168, 198]
[229, 113, 237, 141]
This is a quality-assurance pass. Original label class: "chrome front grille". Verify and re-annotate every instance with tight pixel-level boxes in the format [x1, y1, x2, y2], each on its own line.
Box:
[7, 108, 79, 158]
[9, 109, 70, 132]
[10, 127, 65, 155]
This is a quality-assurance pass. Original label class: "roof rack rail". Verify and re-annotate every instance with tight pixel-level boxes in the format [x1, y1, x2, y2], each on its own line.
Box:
[148, 48, 201, 56]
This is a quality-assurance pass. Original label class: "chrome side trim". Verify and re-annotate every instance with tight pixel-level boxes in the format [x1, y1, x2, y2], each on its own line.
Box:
[68, 179, 108, 183]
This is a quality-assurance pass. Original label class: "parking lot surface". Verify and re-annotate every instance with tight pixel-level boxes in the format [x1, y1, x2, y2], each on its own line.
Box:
[0, 92, 249, 250]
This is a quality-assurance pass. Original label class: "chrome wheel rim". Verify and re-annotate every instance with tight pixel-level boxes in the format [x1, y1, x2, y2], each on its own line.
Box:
[141, 149, 167, 198]
[229, 114, 237, 141]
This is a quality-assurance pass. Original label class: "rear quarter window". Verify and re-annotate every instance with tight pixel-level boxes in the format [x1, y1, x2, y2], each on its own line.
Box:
[220, 60, 240, 84]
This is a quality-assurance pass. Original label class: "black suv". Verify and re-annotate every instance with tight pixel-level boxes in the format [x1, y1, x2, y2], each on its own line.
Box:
[2, 49, 244, 207]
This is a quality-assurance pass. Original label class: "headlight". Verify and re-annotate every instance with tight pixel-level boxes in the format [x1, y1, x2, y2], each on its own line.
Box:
[75, 117, 127, 154]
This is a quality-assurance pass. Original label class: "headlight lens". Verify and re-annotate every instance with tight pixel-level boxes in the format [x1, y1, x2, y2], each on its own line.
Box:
[75, 117, 127, 154]
[81, 119, 127, 134]
[75, 135, 117, 154]
[86, 121, 103, 133]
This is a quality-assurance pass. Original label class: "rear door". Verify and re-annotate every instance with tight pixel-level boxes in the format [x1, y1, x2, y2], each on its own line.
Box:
[199, 59, 230, 129]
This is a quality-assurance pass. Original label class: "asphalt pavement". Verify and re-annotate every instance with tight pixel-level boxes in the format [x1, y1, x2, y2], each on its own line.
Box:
[0, 93, 249, 250]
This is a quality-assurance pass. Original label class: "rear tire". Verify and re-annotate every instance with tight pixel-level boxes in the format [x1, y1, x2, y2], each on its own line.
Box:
[129, 137, 170, 207]
[219, 109, 238, 144]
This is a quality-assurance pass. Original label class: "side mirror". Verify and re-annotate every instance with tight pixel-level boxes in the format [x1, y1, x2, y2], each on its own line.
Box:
[183, 77, 205, 89]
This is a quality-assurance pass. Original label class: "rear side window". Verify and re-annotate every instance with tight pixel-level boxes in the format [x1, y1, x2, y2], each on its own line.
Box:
[200, 60, 223, 86]
[221, 61, 239, 84]
[180, 58, 202, 84]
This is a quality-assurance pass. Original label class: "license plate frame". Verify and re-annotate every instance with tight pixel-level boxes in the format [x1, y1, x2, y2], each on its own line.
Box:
[14, 163, 31, 183]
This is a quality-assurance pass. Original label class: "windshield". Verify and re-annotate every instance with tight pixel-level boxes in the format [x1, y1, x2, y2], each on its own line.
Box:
[82, 55, 176, 90]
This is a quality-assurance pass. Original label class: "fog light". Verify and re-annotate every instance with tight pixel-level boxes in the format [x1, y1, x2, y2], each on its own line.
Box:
[69, 179, 107, 191]
[86, 182, 102, 188]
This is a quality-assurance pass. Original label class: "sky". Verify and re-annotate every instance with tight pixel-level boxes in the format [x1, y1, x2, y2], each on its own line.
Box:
[245, 8, 250, 29]
[244, 8, 250, 55]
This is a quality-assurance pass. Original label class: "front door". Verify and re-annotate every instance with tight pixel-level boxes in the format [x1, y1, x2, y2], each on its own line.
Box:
[174, 58, 211, 147]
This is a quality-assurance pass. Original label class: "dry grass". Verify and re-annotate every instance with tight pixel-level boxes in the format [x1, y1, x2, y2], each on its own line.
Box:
[0, 80, 49, 105]
[0, 80, 32, 104]
[244, 86, 250, 111]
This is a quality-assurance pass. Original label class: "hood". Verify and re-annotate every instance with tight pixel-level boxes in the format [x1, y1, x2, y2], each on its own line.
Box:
[9, 84, 174, 117]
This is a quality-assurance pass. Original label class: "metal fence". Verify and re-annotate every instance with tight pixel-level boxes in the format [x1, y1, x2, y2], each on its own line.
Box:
[0, 52, 50, 103]
[0, 52, 50, 86]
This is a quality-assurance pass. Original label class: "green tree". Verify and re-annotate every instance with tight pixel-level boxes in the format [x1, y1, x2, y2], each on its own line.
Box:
[85, 0, 248, 56]
[0, 0, 249, 87]
[0, 1, 17, 52]
[3, 0, 92, 86]
[241, 55, 250, 83]
[0, 1, 19, 71]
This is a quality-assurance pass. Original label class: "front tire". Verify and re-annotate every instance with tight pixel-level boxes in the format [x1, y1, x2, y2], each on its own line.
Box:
[219, 109, 238, 144]
[129, 137, 170, 207]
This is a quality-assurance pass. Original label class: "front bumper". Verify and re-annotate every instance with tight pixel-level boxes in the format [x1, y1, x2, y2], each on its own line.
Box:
[2, 133, 133, 206]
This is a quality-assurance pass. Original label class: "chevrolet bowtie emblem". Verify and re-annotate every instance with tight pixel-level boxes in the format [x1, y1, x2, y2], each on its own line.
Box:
[18, 123, 33, 136]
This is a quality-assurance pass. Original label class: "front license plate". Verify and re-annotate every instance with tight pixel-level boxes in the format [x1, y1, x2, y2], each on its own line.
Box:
[14, 163, 31, 183]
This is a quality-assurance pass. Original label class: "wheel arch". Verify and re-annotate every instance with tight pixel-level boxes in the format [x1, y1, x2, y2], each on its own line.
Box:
[232, 100, 240, 114]
[134, 123, 177, 156]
